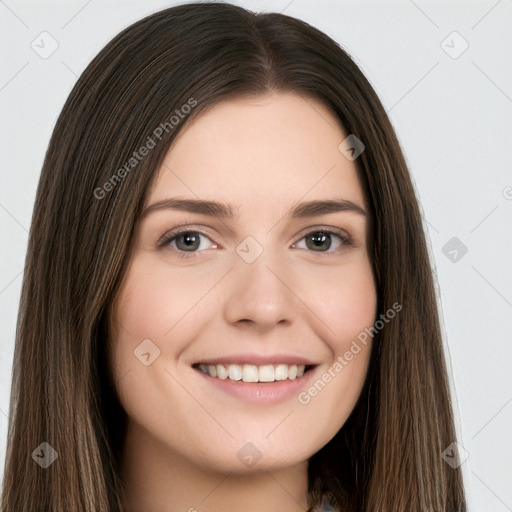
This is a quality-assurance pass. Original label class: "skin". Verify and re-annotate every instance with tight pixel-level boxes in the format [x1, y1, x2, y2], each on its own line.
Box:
[109, 92, 377, 512]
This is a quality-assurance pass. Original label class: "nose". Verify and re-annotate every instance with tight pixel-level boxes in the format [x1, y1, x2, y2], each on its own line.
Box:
[223, 246, 297, 332]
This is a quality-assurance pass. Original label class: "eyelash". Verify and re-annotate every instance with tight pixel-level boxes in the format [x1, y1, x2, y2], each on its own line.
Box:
[157, 225, 354, 259]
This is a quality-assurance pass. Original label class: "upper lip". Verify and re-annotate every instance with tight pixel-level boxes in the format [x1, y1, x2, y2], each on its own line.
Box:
[193, 353, 318, 366]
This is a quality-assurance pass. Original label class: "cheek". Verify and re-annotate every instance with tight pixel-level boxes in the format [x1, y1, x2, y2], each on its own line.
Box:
[107, 261, 177, 384]
[308, 256, 377, 347]
[106, 261, 213, 444]
[111, 259, 215, 346]
[107, 257, 224, 400]
[296, 259, 376, 435]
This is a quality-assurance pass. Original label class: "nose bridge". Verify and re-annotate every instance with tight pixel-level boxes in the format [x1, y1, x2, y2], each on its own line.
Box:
[224, 237, 297, 328]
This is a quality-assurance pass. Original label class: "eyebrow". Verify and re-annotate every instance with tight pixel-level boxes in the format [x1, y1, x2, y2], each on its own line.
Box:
[140, 197, 367, 220]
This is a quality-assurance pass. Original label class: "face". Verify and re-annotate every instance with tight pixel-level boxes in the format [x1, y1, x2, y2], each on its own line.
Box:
[109, 92, 377, 476]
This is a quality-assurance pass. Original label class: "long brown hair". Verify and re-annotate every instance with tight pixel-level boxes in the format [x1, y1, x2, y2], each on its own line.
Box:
[1, 2, 466, 511]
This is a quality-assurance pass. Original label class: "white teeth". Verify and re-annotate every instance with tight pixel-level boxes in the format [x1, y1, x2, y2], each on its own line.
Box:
[242, 365, 259, 383]
[258, 365, 274, 382]
[216, 364, 228, 379]
[228, 364, 242, 381]
[197, 363, 309, 382]
[274, 364, 288, 381]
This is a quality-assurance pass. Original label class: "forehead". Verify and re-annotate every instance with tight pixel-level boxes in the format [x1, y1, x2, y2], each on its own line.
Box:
[146, 92, 365, 212]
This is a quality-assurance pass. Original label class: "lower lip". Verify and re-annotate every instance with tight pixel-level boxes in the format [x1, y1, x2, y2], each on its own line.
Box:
[194, 366, 318, 404]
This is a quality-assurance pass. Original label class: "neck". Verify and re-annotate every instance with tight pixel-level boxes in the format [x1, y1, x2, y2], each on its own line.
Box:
[119, 421, 310, 512]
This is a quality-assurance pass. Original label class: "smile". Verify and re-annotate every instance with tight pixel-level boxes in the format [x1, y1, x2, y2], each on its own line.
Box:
[194, 363, 314, 383]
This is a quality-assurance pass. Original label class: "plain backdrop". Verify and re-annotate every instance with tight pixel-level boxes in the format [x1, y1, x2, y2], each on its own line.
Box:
[1, 1, 511, 510]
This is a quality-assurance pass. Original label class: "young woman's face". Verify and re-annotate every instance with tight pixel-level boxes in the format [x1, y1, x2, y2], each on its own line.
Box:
[109, 92, 377, 475]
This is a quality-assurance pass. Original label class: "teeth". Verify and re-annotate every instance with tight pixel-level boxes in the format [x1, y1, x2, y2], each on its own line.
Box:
[274, 364, 288, 381]
[197, 363, 307, 382]
[242, 365, 259, 383]
[259, 365, 274, 382]
[228, 364, 242, 381]
[216, 364, 228, 380]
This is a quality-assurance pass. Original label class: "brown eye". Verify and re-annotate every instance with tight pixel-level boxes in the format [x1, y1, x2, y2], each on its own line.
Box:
[159, 230, 215, 255]
[294, 229, 352, 254]
[174, 232, 202, 251]
[305, 232, 333, 251]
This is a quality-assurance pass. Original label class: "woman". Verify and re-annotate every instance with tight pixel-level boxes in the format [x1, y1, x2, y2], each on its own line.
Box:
[1, 2, 467, 511]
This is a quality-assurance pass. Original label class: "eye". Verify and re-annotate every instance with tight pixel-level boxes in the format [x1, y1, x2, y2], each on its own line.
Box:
[292, 229, 353, 254]
[158, 229, 217, 256]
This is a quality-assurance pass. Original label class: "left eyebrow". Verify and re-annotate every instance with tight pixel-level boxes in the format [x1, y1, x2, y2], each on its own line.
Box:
[140, 197, 367, 220]
[290, 198, 367, 219]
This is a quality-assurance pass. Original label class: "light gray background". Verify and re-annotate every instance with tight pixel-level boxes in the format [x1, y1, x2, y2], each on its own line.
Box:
[1, 1, 511, 510]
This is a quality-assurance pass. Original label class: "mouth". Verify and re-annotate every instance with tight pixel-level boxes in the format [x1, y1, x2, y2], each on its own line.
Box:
[192, 362, 316, 383]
